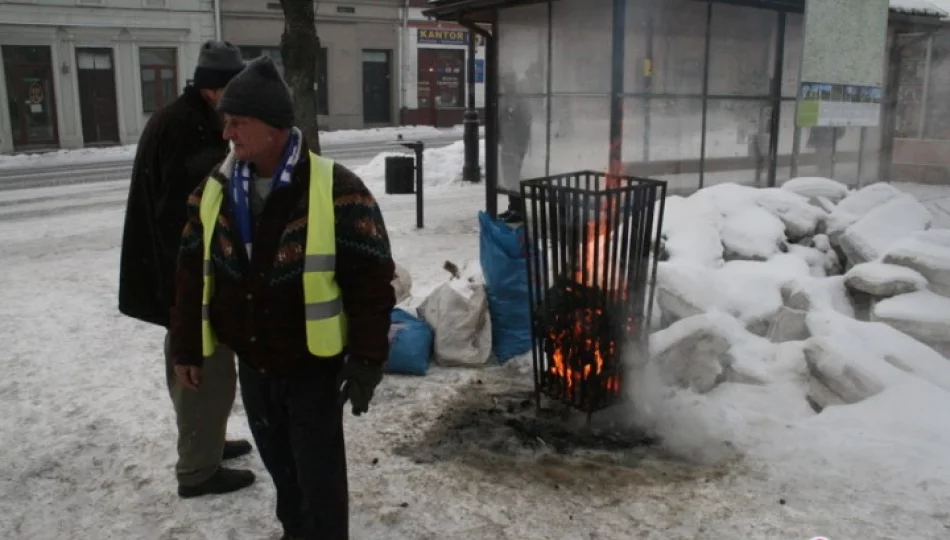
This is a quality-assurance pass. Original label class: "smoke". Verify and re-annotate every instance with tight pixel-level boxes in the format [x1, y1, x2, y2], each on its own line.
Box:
[610, 345, 743, 467]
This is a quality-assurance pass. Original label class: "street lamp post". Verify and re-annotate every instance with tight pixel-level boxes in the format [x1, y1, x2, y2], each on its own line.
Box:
[462, 30, 481, 183]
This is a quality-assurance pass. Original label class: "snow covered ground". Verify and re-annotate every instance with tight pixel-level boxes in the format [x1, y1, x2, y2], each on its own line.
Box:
[0, 125, 477, 170]
[2, 140, 950, 540]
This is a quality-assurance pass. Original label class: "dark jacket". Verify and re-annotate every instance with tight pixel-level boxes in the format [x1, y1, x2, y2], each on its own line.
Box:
[118, 86, 228, 328]
[169, 142, 396, 375]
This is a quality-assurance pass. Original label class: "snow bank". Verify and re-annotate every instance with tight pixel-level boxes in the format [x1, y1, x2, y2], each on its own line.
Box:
[783, 276, 854, 317]
[656, 195, 724, 267]
[826, 182, 904, 240]
[633, 310, 813, 462]
[872, 290, 950, 344]
[355, 139, 485, 190]
[649, 312, 737, 393]
[844, 262, 927, 297]
[787, 244, 830, 277]
[883, 229, 950, 296]
[805, 311, 950, 396]
[657, 258, 811, 335]
[0, 125, 474, 170]
[0, 144, 138, 170]
[838, 194, 933, 265]
[754, 188, 826, 239]
[720, 205, 786, 260]
[781, 176, 849, 203]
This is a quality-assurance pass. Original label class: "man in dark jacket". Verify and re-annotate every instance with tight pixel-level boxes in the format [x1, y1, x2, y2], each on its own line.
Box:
[118, 40, 256, 498]
[170, 56, 395, 540]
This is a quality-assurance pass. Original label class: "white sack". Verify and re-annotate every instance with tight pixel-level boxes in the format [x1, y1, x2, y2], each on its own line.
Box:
[419, 266, 492, 368]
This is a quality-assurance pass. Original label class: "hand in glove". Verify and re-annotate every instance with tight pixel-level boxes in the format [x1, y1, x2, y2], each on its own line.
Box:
[338, 356, 383, 416]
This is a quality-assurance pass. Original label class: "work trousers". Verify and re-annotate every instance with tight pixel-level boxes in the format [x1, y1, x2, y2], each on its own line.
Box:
[164, 332, 236, 486]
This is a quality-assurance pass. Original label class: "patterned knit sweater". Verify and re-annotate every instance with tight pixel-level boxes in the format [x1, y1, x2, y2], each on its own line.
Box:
[169, 146, 396, 375]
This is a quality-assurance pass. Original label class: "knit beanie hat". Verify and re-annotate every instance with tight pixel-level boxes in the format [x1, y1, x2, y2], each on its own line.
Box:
[216, 56, 294, 129]
[192, 40, 246, 90]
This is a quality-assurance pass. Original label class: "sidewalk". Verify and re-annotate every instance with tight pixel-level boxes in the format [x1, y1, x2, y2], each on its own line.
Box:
[0, 124, 479, 171]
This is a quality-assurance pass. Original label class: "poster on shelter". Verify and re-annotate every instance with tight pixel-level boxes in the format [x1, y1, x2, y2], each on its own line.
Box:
[797, 82, 883, 127]
[796, 0, 888, 127]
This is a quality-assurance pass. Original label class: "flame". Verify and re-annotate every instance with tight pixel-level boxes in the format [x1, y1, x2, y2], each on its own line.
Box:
[545, 165, 630, 405]
[547, 293, 622, 403]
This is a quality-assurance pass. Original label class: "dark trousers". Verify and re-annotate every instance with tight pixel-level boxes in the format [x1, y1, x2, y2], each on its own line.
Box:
[238, 359, 349, 540]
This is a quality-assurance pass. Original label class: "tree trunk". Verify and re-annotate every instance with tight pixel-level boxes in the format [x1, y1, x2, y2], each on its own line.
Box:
[279, 0, 321, 154]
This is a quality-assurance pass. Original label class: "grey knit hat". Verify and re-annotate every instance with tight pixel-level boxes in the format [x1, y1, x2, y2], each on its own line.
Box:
[217, 56, 294, 129]
[192, 40, 245, 90]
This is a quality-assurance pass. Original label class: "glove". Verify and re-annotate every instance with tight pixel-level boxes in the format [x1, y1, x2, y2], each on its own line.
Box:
[338, 356, 383, 416]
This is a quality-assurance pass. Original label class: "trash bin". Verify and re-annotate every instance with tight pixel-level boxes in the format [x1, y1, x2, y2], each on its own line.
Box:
[385, 156, 415, 195]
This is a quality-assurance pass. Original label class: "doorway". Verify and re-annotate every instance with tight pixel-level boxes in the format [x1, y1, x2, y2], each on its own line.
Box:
[76, 48, 119, 145]
[362, 49, 392, 125]
[416, 48, 465, 126]
[2, 45, 60, 150]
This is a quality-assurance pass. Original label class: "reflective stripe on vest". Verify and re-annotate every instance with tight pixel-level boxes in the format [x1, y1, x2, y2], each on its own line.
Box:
[198, 152, 346, 358]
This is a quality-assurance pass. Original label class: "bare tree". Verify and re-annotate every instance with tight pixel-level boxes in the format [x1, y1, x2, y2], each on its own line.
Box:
[279, 0, 321, 153]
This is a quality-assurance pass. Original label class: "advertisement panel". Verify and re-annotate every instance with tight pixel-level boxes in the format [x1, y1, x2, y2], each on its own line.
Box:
[796, 0, 889, 127]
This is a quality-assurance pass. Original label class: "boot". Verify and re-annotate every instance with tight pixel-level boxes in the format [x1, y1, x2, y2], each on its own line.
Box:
[177, 467, 255, 499]
[222, 439, 253, 461]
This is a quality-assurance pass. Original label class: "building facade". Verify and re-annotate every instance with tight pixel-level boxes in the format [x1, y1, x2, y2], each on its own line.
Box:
[220, 0, 402, 131]
[0, 0, 215, 153]
[402, 0, 485, 126]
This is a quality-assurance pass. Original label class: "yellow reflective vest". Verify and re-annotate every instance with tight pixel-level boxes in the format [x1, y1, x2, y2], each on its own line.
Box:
[198, 151, 346, 358]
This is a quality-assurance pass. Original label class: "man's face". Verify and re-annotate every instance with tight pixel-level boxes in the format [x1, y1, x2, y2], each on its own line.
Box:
[222, 114, 274, 162]
[200, 88, 225, 108]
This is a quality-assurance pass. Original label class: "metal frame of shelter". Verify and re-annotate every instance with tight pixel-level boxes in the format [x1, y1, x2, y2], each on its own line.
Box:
[424, 0, 943, 217]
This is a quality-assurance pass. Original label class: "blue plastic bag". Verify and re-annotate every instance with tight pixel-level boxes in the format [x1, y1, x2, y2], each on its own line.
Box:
[478, 211, 532, 363]
[385, 308, 434, 376]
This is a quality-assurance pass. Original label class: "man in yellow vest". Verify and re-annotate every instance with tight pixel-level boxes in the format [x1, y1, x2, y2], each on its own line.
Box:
[168, 56, 395, 540]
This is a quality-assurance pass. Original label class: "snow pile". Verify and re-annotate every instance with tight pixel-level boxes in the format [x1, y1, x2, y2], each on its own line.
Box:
[639, 178, 950, 472]
[0, 125, 476, 169]
[781, 176, 849, 203]
[872, 290, 950, 344]
[882, 229, 950, 295]
[825, 181, 904, 240]
[655, 195, 724, 266]
[0, 144, 138, 169]
[355, 140, 486, 190]
[844, 261, 927, 297]
[837, 194, 932, 265]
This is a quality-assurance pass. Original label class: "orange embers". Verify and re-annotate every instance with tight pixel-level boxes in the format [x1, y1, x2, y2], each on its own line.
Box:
[546, 285, 622, 404]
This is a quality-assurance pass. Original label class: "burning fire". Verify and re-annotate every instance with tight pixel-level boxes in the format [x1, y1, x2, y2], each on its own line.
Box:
[574, 219, 605, 288]
[547, 168, 628, 404]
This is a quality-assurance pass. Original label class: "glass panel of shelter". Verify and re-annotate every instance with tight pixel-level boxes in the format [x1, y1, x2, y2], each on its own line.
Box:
[495, 0, 879, 195]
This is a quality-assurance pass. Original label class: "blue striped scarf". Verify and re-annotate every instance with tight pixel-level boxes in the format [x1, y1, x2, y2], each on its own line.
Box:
[229, 128, 302, 259]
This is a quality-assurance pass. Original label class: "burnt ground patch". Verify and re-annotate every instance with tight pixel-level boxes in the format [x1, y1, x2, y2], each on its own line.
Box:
[392, 375, 734, 490]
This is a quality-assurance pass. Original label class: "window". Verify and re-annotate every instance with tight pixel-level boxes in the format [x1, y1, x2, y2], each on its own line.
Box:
[139, 48, 177, 114]
[417, 48, 465, 108]
[239, 46, 330, 115]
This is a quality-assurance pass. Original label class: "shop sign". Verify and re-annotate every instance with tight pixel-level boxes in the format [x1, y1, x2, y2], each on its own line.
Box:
[417, 28, 469, 46]
[474, 59, 484, 83]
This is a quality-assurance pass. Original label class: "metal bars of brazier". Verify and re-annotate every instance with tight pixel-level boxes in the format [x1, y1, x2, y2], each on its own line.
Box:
[520, 171, 667, 417]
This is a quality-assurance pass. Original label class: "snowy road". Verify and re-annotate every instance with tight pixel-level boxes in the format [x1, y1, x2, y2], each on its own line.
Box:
[0, 136, 481, 223]
[0, 133, 469, 191]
